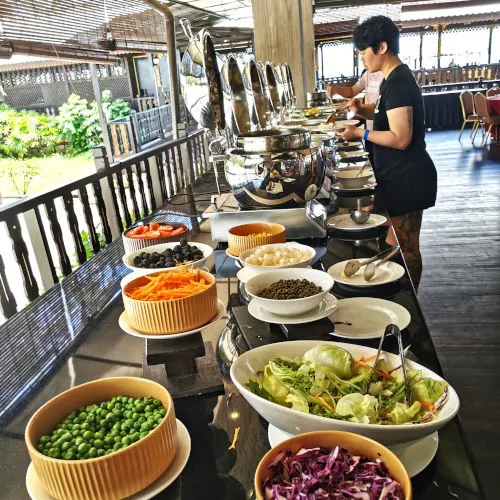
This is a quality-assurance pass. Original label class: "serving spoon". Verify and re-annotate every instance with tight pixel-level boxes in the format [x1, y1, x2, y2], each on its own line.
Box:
[363, 246, 400, 282]
[350, 199, 370, 225]
[343, 246, 396, 278]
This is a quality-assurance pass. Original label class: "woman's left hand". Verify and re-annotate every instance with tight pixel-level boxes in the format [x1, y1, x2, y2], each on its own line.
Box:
[340, 125, 362, 141]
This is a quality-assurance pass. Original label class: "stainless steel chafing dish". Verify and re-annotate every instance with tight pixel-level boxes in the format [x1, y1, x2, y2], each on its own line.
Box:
[225, 128, 326, 208]
[179, 18, 225, 133]
[243, 59, 270, 129]
[221, 55, 251, 134]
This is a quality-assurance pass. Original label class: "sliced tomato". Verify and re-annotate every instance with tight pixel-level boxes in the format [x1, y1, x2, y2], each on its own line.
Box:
[150, 221, 160, 230]
[170, 227, 186, 236]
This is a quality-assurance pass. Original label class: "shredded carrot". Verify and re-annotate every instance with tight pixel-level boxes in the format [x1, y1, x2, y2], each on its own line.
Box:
[228, 427, 241, 450]
[314, 395, 336, 414]
[356, 360, 393, 380]
[419, 400, 436, 413]
[125, 267, 211, 301]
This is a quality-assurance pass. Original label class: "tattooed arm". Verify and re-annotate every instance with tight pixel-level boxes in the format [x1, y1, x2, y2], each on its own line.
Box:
[340, 106, 414, 150]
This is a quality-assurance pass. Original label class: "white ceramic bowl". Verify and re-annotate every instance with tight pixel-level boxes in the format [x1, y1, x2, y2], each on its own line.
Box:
[245, 268, 334, 317]
[230, 340, 460, 445]
[122, 242, 213, 276]
[335, 170, 373, 189]
[239, 243, 315, 273]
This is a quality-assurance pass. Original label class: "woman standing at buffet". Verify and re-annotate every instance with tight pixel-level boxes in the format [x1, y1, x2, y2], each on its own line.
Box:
[339, 16, 437, 289]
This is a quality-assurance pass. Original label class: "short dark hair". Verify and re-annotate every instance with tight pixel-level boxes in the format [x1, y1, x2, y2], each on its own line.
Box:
[353, 16, 400, 54]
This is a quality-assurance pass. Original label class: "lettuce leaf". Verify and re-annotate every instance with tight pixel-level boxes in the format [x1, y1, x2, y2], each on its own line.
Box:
[389, 401, 422, 424]
[336, 393, 378, 423]
[410, 372, 447, 404]
[303, 345, 353, 379]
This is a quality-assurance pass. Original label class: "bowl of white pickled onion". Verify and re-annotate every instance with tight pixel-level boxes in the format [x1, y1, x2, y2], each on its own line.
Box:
[239, 243, 316, 272]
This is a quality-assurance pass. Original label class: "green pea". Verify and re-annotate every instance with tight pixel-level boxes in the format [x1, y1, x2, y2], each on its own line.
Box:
[61, 442, 71, 452]
[130, 432, 140, 443]
[105, 449, 114, 455]
[94, 439, 104, 449]
[81, 422, 90, 431]
[121, 436, 131, 446]
[78, 443, 90, 454]
[64, 452, 75, 460]
[113, 442, 122, 451]
[75, 437, 84, 446]
[83, 431, 93, 440]
[40, 435, 50, 444]
[114, 436, 122, 444]
[133, 421, 141, 430]
[88, 447, 98, 458]
[157, 409, 166, 417]
[78, 412, 88, 421]
[140, 423, 151, 432]
[97, 448, 105, 457]
[153, 399, 162, 408]
[107, 402, 114, 411]
[120, 431, 126, 437]
[104, 436, 114, 446]
[87, 413, 96, 423]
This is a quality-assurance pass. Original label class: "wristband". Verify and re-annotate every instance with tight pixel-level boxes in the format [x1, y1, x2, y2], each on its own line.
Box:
[363, 129, 370, 142]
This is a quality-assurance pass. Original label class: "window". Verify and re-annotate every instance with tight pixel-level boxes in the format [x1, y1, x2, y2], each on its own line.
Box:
[320, 42, 355, 79]
[440, 28, 490, 67]
[421, 31, 439, 69]
[491, 26, 500, 64]
[400, 33, 421, 70]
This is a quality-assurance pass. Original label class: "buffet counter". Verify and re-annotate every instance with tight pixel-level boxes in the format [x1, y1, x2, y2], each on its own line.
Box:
[1, 197, 485, 500]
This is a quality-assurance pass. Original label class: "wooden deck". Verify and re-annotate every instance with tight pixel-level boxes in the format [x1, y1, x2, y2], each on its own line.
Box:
[419, 130, 500, 498]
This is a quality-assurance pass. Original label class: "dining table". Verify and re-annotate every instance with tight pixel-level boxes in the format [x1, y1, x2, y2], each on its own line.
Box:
[2, 182, 486, 500]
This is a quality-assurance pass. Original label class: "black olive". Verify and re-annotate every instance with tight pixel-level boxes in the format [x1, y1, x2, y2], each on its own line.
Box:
[150, 254, 158, 263]
[165, 260, 175, 267]
[155, 262, 163, 268]
[173, 245, 182, 253]
[142, 258, 151, 267]
[179, 237, 188, 247]
[174, 253, 182, 260]
[149, 263, 156, 269]
[133, 256, 142, 266]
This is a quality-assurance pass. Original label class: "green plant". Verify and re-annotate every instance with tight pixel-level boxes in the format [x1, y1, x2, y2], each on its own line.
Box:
[58, 90, 131, 154]
[0, 106, 60, 159]
[80, 228, 106, 260]
[4, 162, 41, 196]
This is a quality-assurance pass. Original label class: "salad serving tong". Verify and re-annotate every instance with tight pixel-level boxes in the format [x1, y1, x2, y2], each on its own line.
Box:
[367, 323, 412, 403]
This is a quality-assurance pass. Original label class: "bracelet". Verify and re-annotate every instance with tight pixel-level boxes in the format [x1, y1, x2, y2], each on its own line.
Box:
[363, 129, 370, 142]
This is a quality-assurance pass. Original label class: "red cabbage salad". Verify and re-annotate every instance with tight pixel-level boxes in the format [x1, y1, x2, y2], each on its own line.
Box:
[263, 445, 405, 499]
[247, 345, 448, 425]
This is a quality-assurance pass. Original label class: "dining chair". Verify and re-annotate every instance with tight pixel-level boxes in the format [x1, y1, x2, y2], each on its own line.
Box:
[458, 91, 479, 141]
[473, 92, 500, 147]
[486, 87, 500, 97]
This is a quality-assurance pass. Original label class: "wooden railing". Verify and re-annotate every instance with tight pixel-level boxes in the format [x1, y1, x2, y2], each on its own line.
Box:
[0, 129, 209, 323]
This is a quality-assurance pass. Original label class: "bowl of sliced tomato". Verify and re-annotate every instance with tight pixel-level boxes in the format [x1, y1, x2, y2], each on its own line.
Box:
[122, 222, 189, 253]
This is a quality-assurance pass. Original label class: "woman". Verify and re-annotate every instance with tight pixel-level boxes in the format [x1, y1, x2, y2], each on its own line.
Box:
[339, 16, 437, 289]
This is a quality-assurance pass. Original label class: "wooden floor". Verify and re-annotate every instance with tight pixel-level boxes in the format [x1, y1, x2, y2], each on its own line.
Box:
[419, 130, 500, 499]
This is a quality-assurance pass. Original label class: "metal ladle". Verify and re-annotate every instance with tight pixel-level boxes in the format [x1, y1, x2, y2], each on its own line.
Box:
[343, 247, 395, 278]
[364, 246, 400, 282]
[350, 199, 370, 225]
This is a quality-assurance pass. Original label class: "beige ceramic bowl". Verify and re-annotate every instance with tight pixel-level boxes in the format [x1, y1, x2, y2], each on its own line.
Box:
[122, 269, 218, 334]
[25, 377, 177, 500]
[227, 222, 286, 257]
[255, 430, 412, 500]
[122, 222, 189, 254]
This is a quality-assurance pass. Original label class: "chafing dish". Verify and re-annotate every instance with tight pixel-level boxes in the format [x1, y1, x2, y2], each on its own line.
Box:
[235, 128, 310, 154]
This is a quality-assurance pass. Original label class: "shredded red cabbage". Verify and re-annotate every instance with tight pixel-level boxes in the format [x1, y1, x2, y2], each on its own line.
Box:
[263, 446, 405, 499]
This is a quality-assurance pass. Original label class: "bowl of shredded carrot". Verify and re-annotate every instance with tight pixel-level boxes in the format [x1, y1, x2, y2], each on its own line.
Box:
[122, 267, 218, 334]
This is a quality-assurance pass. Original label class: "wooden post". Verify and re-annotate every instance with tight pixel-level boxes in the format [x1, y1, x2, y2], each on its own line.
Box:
[148, 54, 162, 107]
[89, 63, 113, 160]
[419, 33, 423, 69]
[437, 25, 442, 70]
[488, 26, 493, 65]
[252, 0, 315, 108]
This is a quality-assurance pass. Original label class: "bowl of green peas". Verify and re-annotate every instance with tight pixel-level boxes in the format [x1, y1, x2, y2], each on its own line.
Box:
[25, 376, 178, 500]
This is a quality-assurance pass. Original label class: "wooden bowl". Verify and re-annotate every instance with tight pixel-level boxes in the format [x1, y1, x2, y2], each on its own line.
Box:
[122, 222, 190, 254]
[227, 222, 286, 257]
[122, 269, 218, 334]
[25, 377, 177, 500]
[254, 430, 412, 500]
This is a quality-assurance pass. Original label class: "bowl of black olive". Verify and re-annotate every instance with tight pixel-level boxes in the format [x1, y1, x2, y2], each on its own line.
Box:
[246, 268, 334, 317]
[122, 239, 213, 274]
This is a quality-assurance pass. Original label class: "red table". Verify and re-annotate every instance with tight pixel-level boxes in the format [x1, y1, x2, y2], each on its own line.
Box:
[487, 96, 500, 139]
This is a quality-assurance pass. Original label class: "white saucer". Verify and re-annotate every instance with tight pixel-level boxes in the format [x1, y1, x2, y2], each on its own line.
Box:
[119, 299, 225, 339]
[237, 265, 312, 284]
[248, 293, 338, 324]
[328, 297, 411, 339]
[334, 119, 360, 129]
[332, 182, 376, 192]
[327, 213, 387, 231]
[328, 260, 405, 287]
[26, 419, 191, 500]
[226, 248, 240, 259]
[267, 424, 438, 478]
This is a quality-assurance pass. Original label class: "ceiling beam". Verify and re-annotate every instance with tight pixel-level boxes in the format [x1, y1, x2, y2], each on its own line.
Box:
[402, 0, 500, 12]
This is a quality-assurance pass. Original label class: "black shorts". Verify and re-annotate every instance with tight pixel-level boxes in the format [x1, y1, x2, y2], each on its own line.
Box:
[375, 167, 437, 217]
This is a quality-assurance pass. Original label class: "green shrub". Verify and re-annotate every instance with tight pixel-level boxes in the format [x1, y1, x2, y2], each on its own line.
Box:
[0, 106, 60, 159]
[58, 90, 131, 154]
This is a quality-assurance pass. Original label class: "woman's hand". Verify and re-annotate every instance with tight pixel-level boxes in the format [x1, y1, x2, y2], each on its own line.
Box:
[340, 125, 363, 141]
